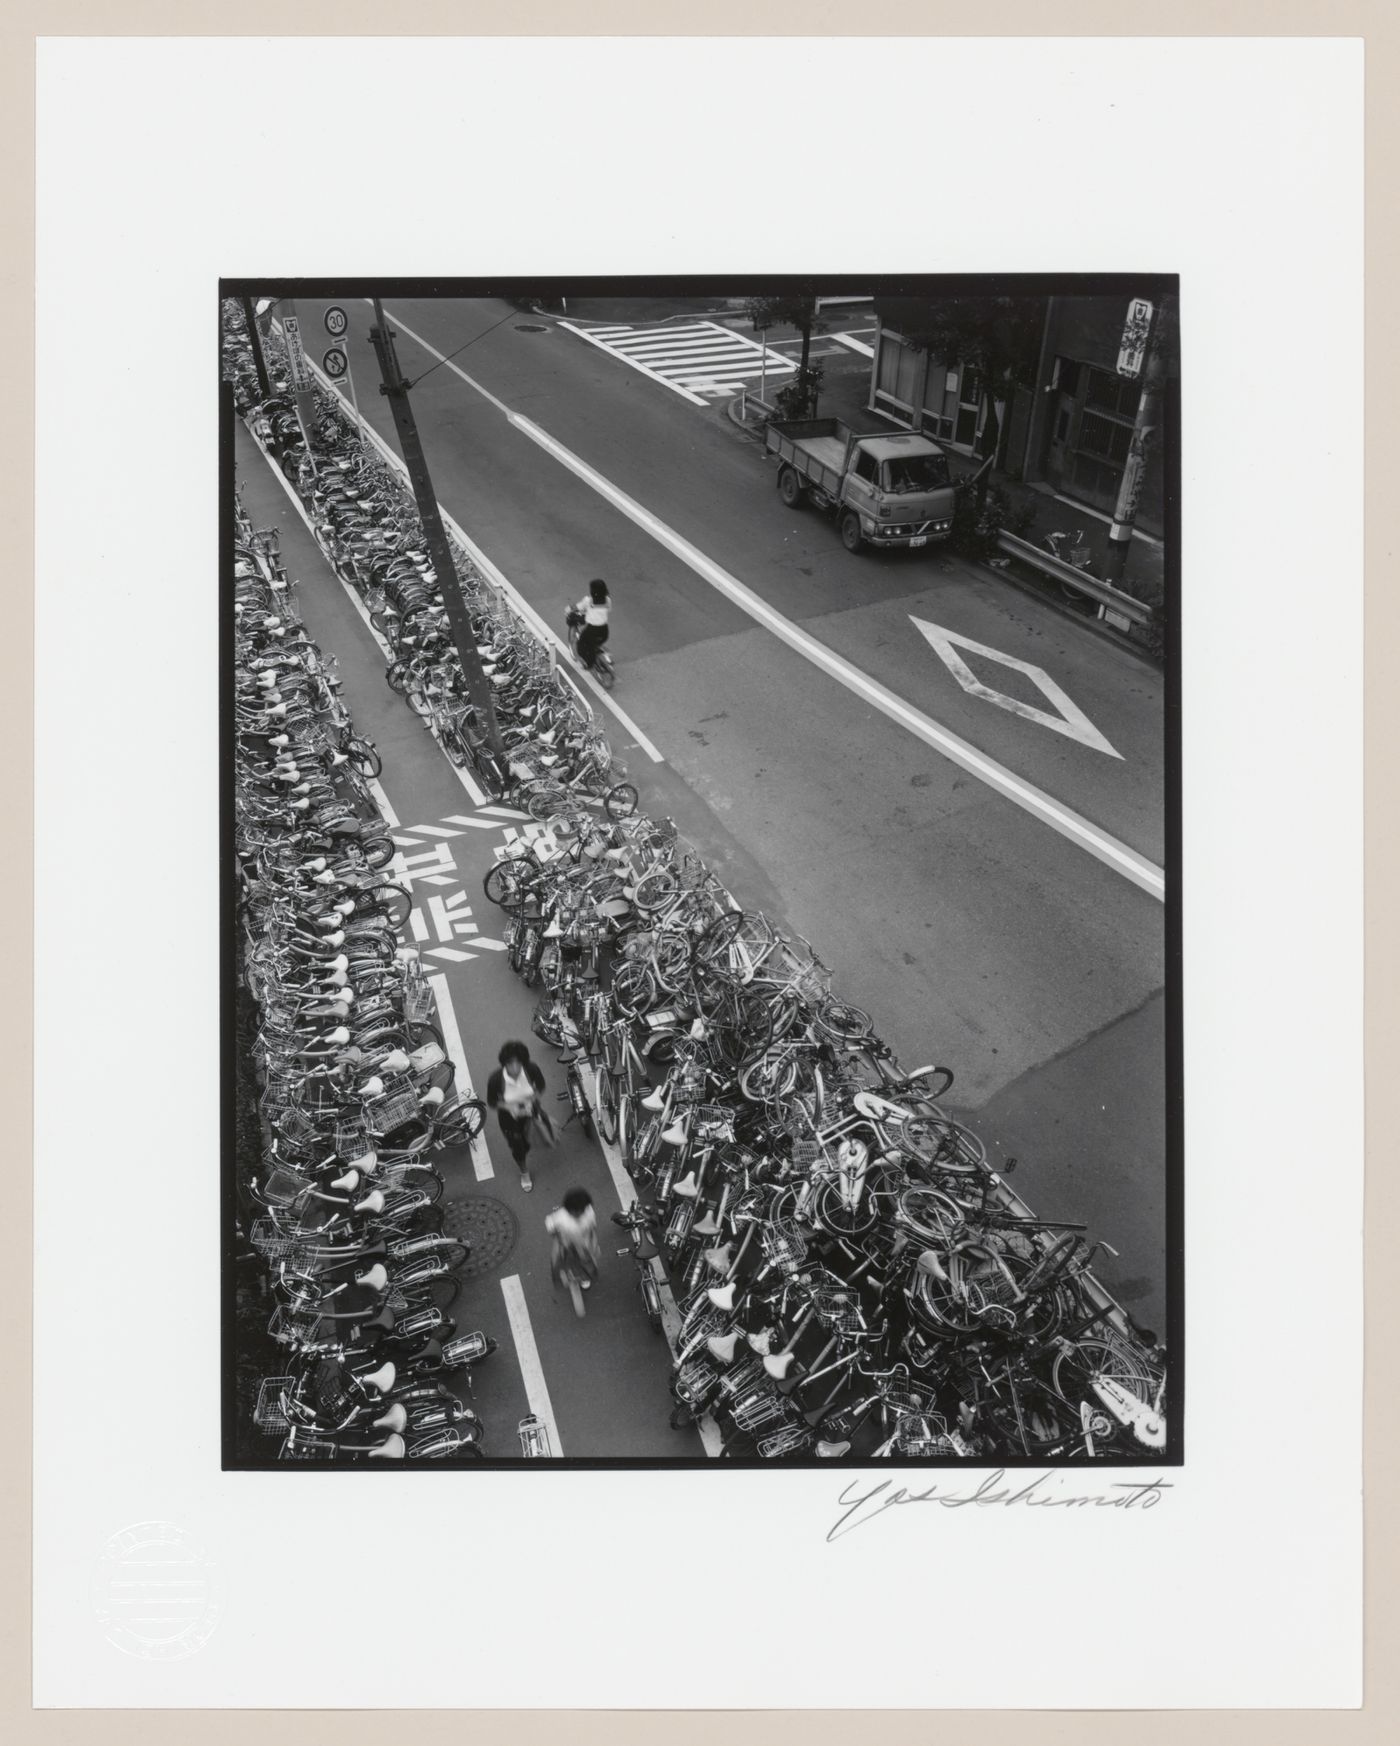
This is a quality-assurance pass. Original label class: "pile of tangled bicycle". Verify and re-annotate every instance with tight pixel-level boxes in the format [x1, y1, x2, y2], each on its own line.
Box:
[226, 300, 1169, 1461]
[234, 497, 501, 1461]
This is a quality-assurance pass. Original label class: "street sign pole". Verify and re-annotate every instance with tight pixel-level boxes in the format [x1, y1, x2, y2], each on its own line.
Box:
[367, 299, 506, 765]
[344, 355, 367, 448]
[1103, 301, 1162, 587]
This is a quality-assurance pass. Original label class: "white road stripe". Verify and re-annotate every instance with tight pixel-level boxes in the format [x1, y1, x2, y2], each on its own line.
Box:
[408, 907, 429, 943]
[557, 319, 707, 405]
[473, 938, 509, 952]
[467, 805, 532, 820]
[327, 324, 666, 768]
[426, 894, 457, 942]
[506, 412, 1165, 902]
[425, 970, 494, 1180]
[832, 332, 876, 357]
[403, 824, 462, 838]
[367, 778, 399, 827]
[500, 1275, 564, 1456]
[429, 946, 476, 962]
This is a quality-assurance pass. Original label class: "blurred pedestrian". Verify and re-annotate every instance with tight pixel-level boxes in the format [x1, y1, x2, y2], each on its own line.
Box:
[486, 1040, 551, 1192]
[546, 1188, 601, 1315]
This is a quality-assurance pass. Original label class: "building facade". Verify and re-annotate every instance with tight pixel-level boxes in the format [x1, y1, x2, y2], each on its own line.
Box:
[868, 295, 1167, 538]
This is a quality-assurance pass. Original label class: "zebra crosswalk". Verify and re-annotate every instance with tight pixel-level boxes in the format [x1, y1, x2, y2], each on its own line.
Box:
[559, 319, 797, 405]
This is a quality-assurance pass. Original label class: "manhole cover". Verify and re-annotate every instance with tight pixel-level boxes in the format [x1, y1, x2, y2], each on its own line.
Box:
[514, 323, 548, 333]
[441, 1194, 520, 1279]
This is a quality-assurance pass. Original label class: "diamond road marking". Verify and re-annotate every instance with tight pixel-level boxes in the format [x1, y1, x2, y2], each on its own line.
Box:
[909, 616, 1123, 759]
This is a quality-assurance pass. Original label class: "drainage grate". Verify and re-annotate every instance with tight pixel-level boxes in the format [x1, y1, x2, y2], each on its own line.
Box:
[514, 324, 548, 333]
[441, 1194, 520, 1279]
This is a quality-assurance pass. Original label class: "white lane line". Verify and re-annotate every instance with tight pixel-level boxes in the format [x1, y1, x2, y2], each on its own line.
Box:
[557, 319, 708, 405]
[368, 778, 399, 827]
[831, 332, 876, 357]
[578, 1064, 715, 1456]
[427, 970, 493, 1180]
[461, 805, 532, 820]
[506, 413, 1166, 903]
[314, 331, 665, 766]
[500, 1275, 564, 1457]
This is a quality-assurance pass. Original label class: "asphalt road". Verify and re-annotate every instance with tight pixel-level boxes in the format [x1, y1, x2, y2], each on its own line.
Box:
[253, 292, 1169, 1358]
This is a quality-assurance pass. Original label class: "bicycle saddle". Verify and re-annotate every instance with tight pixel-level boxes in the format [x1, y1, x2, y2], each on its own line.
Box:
[641, 1087, 666, 1113]
[355, 1190, 386, 1215]
[372, 1403, 409, 1434]
[815, 1439, 851, 1459]
[707, 1283, 737, 1312]
[359, 1360, 396, 1394]
[703, 1244, 733, 1275]
[673, 1171, 700, 1199]
[746, 1328, 776, 1355]
[377, 1048, 411, 1074]
[662, 1121, 689, 1147]
[369, 1433, 406, 1460]
[420, 1085, 445, 1109]
[358, 1076, 385, 1098]
[692, 1212, 721, 1238]
[707, 1332, 740, 1365]
[763, 1351, 797, 1380]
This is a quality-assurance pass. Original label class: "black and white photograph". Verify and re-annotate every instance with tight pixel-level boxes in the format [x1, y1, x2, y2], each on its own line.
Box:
[223, 277, 1178, 1466]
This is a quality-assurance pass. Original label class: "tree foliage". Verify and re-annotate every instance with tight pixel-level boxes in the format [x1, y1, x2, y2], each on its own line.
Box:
[742, 294, 824, 373]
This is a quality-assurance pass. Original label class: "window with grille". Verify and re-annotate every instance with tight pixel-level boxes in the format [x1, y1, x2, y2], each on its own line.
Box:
[1077, 409, 1132, 467]
[1085, 367, 1141, 419]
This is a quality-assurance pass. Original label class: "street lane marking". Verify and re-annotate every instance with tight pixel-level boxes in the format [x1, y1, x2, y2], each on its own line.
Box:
[312, 328, 664, 765]
[832, 332, 876, 357]
[911, 616, 1123, 759]
[367, 778, 399, 827]
[462, 805, 532, 820]
[505, 413, 1165, 902]
[560, 318, 796, 400]
[500, 1275, 563, 1456]
[557, 320, 708, 404]
[427, 970, 493, 1180]
[428, 946, 477, 963]
[408, 907, 429, 943]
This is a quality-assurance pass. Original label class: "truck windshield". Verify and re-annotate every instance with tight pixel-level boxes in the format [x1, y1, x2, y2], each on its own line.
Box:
[882, 454, 951, 493]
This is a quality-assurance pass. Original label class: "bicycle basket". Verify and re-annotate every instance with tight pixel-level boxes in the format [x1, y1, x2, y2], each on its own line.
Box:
[403, 982, 436, 1026]
[333, 1120, 369, 1161]
[260, 1164, 313, 1206]
[279, 1430, 338, 1461]
[756, 1422, 813, 1460]
[808, 1282, 863, 1334]
[363, 1075, 423, 1136]
[788, 1137, 824, 1171]
[254, 1377, 296, 1433]
[250, 1217, 304, 1261]
[760, 1219, 808, 1274]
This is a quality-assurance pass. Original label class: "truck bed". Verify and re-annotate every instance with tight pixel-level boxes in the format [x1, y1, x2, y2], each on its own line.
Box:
[795, 434, 846, 472]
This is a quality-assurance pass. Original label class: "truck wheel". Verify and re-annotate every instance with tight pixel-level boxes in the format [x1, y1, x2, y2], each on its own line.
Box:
[778, 467, 804, 509]
[840, 512, 864, 554]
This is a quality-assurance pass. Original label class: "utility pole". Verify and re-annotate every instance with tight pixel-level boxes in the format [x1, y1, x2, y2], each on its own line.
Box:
[239, 296, 271, 400]
[1103, 305, 1165, 587]
[367, 299, 506, 764]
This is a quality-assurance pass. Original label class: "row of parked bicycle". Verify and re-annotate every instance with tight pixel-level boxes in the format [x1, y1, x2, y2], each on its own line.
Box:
[233, 498, 500, 1461]
[225, 302, 1168, 1461]
[487, 808, 1168, 1459]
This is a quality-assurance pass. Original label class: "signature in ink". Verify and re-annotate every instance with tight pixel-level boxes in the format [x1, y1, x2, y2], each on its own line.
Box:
[827, 1472, 1172, 1542]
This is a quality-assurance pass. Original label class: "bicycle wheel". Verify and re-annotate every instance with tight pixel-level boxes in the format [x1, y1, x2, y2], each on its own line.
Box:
[364, 884, 412, 930]
[631, 867, 680, 914]
[740, 1050, 797, 1103]
[360, 835, 395, 870]
[483, 857, 537, 911]
[610, 959, 656, 1018]
[692, 910, 745, 973]
[648, 931, 692, 992]
[604, 782, 638, 820]
[594, 1068, 620, 1144]
[812, 998, 875, 1042]
[525, 784, 573, 822]
[434, 1096, 486, 1146]
[396, 1275, 462, 1316]
[347, 738, 383, 779]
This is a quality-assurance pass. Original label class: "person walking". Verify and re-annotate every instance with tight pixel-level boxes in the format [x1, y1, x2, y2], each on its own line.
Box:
[546, 1188, 601, 1317]
[570, 578, 611, 673]
[485, 1040, 552, 1192]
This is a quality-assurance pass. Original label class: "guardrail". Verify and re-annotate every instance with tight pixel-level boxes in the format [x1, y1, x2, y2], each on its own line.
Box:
[993, 529, 1155, 630]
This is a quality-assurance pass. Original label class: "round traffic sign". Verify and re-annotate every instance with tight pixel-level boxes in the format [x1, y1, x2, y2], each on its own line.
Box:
[324, 305, 348, 337]
[322, 347, 348, 380]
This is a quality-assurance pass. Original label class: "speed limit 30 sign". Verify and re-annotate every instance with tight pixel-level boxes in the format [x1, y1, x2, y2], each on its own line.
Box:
[324, 305, 349, 337]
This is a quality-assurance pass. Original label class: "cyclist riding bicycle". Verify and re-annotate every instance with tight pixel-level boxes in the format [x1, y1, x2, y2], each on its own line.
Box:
[566, 578, 611, 673]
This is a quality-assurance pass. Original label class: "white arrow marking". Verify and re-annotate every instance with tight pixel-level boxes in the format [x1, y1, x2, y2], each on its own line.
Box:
[910, 617, 1123, 759]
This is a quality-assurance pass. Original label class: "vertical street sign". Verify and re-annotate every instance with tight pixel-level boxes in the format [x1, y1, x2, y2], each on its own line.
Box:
[1116, 299, 1154, 379]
